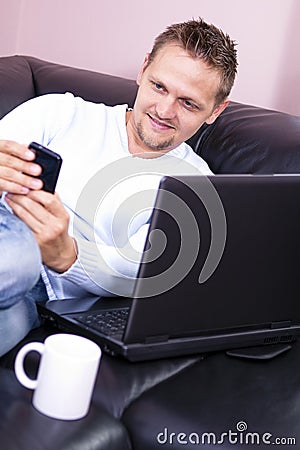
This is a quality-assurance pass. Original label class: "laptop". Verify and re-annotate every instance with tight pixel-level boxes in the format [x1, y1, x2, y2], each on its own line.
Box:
[38, 175, 300, 361]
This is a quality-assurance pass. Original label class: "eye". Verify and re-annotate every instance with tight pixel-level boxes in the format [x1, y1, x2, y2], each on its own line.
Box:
[182, 99, 198, 110]
[151, 81, 164, 92]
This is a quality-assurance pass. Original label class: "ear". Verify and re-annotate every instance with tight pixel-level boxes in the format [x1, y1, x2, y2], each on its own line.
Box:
[205, 99, 229, 125]
[137, 53, 151, 86]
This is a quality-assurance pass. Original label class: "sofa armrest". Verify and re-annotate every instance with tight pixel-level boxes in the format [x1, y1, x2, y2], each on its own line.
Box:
[0, 56, 36, 119]
[189, 101, 300, 174]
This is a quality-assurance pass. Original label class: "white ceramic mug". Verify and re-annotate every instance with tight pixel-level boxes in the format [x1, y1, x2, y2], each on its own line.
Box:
[14, 333, 101, 420]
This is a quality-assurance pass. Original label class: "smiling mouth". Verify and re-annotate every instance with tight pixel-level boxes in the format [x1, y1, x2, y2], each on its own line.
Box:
[147, 114, 176, 131]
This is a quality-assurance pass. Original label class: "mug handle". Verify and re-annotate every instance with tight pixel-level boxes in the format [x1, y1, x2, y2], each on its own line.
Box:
[14, 342, 45, 389]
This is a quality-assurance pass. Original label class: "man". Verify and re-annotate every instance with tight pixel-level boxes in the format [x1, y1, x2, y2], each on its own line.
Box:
[0, 18, 237, 355]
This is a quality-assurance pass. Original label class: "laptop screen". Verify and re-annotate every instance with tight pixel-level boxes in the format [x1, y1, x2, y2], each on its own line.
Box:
[124, 175, 300, 344]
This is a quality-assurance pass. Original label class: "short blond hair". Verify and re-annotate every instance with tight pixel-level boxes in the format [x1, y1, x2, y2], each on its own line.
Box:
[148, 18, 238, 105]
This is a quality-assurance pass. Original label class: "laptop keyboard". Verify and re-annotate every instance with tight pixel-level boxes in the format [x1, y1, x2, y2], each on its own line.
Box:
[74, 308, 129, 339]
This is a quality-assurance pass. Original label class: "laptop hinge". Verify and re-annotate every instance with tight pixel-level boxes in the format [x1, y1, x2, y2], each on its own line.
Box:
[145, 334, 169, 344]
[270, 320, 291, 329]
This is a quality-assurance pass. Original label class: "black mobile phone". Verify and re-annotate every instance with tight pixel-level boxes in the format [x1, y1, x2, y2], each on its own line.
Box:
[29, 142, 62, 194]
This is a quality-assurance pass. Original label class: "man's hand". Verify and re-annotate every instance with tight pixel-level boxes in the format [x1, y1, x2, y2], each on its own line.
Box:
[5, 190, 77, 273]
[0, 140, 43, 195]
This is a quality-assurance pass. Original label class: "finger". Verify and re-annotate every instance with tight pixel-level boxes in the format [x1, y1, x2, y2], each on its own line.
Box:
[6, 191, 67, 228]
[5, 194, 45, 234]
[0, 140, 43, 193]
[26, 190, 66, 216]
[0, 153, 42, 176]
[0, 140, 36, 160]
[5, 193, 69, 246]
[0, 178, 30, 194]
[0, 166, 43, 194]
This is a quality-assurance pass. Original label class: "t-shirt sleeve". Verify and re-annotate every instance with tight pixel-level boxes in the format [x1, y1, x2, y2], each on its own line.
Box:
[45, 223, 150, 298]
[0, 93, 77, 146]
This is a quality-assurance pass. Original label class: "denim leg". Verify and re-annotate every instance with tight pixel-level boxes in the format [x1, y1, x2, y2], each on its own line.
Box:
[0, 204, 45, 356]
[0, 204, 42, 307]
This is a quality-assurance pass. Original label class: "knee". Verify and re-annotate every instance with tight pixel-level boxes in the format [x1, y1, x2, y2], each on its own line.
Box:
[0, 211, 41, 305]
[14, 224, 41, 286]
[0, 297, 40, 357]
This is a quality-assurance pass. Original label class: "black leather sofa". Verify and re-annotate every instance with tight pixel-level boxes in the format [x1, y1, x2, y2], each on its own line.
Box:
[1, 55, 300, 450]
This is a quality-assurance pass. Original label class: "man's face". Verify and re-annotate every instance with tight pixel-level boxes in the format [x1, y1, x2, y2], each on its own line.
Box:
[127, 44, 228, 155]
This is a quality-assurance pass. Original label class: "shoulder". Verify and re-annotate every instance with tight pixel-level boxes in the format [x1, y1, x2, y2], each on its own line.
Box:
[0, 93, 77, 128]
[3, 93, 118, 118]
[58, 97, 127, 123]
[12, 92, 76, 112]
[171, 142, 213, 175]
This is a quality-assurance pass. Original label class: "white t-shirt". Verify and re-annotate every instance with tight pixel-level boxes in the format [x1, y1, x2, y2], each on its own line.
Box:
[0, 93, 212, 299]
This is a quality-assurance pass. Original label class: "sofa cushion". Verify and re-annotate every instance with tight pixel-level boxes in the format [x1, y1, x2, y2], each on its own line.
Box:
[93, 352, 201, 419]
[0, 367, 131, 450]
[123, 341, 300, 449]
[0, 325, 202, 420]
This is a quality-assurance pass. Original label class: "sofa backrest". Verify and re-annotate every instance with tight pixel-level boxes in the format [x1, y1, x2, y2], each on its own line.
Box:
[1, 55, 300, 174]
[0, 55, 138, 120]
[26, 56, 138, 107]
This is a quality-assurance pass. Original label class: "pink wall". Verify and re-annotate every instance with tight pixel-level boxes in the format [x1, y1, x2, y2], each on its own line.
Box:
[0, 0, 22, 55]
[1, 0, 299, 116]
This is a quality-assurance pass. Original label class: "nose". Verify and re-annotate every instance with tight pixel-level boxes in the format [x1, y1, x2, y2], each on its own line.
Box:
[155, 96, 177, 120]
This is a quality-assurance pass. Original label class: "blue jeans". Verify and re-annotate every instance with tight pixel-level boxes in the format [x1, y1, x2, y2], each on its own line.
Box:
[0, 204, 48, 356]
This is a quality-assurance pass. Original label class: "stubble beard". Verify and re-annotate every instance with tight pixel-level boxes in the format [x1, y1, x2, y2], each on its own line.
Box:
[136, 121, 175, 152]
